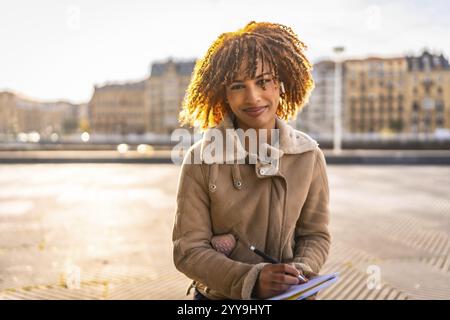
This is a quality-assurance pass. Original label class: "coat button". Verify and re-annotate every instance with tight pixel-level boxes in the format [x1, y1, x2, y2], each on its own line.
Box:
[259, 168, 266, 175]
[209, 184, 217, 191]
[235, 181, 242, 188]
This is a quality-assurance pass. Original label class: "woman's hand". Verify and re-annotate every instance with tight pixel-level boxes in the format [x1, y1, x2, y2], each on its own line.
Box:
[252, 264, 307, 299]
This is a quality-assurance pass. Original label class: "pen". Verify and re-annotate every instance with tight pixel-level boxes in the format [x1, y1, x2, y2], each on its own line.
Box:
[249, 245, 308, 282]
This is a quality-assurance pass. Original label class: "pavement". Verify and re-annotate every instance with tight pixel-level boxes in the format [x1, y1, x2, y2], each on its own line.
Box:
[0, 164, 449, 300]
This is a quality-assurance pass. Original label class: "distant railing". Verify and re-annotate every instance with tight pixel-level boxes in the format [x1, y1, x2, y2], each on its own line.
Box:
[1, 131, 449, 150]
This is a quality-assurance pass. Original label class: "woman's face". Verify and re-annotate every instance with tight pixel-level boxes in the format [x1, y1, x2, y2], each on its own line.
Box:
[225, 59, 280, 131]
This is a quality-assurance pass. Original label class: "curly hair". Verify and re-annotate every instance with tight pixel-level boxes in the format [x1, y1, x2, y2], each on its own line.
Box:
[179, 21, 314, 130]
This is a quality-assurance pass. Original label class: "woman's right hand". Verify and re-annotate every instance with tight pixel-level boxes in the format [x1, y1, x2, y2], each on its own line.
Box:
[252, 264, 306, 299]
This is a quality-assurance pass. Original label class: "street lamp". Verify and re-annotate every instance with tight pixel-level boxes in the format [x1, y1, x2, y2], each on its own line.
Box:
[333, 46, 345, 155]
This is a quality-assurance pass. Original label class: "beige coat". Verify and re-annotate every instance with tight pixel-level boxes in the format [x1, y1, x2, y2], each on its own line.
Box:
[172, 115, 331, 300]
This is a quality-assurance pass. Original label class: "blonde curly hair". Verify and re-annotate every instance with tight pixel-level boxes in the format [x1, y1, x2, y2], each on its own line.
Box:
[179, 21, 314, 130]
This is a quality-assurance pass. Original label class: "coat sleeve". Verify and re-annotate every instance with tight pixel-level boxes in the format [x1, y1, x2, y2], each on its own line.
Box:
[172, 152, 265, 299]
[291, 147, 331, 278]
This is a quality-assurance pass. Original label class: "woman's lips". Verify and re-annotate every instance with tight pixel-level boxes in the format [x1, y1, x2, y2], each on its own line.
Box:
[243, 106, 268, 118]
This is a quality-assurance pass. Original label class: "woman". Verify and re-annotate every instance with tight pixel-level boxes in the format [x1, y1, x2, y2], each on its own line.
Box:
[173, 21, 331, 300]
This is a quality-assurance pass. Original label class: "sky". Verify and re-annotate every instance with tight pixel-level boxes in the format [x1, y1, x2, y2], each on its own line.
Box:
[1, 0, 449, 103]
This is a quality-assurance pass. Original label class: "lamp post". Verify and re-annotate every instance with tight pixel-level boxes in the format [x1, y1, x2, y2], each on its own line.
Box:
[333, 46, 345, 155]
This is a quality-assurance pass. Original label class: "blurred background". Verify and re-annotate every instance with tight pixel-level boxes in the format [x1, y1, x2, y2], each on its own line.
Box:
[0, 0, 449, 300]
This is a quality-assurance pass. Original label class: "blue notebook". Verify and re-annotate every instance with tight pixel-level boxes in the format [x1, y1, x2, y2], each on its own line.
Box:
[267, 272, 339, 300]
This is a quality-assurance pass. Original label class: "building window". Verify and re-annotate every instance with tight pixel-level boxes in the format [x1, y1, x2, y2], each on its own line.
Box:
[351, 97, 356, 111]
[424, 112, 432, 131]
[360, 84, 366, 92]
[423, 97, 434, 110]
[360, 104, 365, 115]
[351, 119, 356, 132]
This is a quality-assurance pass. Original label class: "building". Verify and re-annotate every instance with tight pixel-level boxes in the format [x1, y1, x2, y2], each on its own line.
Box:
[0, 91, 81, 139]
[0, 91, 19, 135]
[296, 60, 336, 139]
[405, 51, 450, 134]
[88, 80, 146, 135]
[341, 51, 450, 135]
[343, 56, 408, 134]
[145, 59, 195, 134]
[16, 100, 79, 136]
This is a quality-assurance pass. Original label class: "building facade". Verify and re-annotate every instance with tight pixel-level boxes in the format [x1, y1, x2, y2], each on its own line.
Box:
[405, 51, 450, 134]
[296, 60, 336, 139]
[343, 56, 408, 134]
[341, 51, 450, 135]
[0, 91, 19, 135]
[0, 91, 81, 138]
[145, 59, 195, 134]
[88, 80, 146, 135]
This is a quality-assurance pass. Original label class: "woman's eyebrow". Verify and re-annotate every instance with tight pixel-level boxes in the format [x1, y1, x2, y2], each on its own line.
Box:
[255, 72, 272, 78]
[231, 72, 272, 83]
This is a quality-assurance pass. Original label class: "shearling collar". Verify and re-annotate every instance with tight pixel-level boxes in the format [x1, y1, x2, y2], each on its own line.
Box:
[200, 114, 318, 164]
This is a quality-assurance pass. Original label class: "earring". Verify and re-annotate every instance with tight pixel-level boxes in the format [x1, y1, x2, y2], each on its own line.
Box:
[280, 82, 285, 94]
[280, 82, 286, 99]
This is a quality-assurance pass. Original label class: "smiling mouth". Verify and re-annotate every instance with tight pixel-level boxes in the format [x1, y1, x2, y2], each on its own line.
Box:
[243, 106, 269, 118]
[244, 106, 268, 112]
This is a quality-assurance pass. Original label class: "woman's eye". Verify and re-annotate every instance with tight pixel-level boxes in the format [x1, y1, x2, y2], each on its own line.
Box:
[230, 84, 244, 90]
[257, 79, 271, 86]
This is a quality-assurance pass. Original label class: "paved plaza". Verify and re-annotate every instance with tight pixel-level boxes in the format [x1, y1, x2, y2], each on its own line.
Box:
[0, 163, 449, 299]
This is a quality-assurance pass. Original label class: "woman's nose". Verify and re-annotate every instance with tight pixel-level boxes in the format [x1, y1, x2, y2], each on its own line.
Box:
[244, 84, 261, 105]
